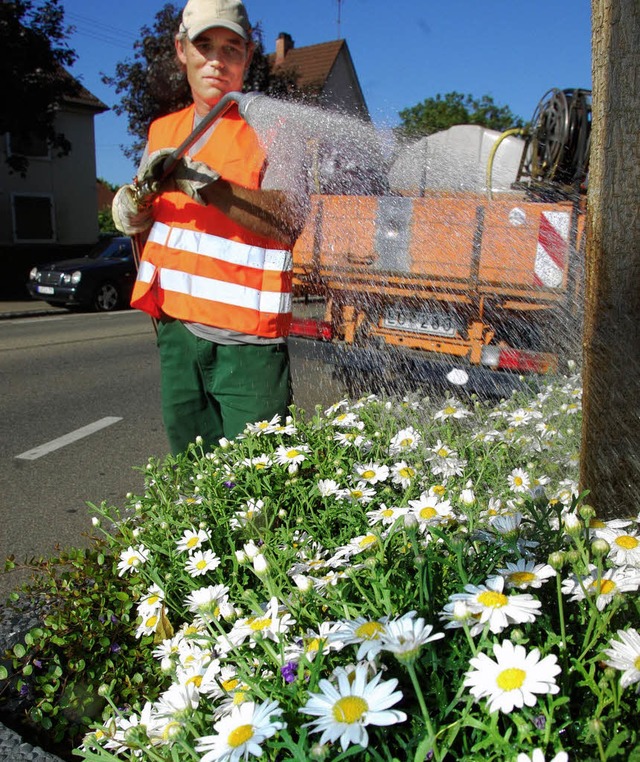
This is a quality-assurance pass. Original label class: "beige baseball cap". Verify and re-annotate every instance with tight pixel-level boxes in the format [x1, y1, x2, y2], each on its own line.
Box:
[180, 0, 251, 41]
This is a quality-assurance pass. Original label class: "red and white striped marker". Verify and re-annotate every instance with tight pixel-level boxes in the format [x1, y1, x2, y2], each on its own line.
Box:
[534, 211, 570, 287]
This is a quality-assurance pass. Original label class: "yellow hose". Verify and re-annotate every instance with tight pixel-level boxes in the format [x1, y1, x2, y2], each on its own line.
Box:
[486, 127, 527, 200]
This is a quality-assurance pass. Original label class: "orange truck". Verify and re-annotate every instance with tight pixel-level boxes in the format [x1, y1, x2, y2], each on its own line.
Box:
[288, 88, 591, 396]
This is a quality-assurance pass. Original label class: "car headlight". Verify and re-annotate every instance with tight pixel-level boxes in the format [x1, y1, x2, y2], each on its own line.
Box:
[29, 267, 40, 281]
[61, 271, 82, 285]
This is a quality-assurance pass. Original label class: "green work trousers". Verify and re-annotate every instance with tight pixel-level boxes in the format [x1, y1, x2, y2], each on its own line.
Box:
[157, 318, 292, 454]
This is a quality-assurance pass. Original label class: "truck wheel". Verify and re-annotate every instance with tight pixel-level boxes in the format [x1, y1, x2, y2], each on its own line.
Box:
[93, 282, 121, 312]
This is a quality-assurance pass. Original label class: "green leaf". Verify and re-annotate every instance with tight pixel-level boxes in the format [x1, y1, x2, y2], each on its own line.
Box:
[12, 643, 26, 658]
[0, 666, 8, 680]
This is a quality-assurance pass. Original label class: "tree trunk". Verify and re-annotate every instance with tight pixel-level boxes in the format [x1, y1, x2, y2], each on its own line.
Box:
[580, 0, 640, 518]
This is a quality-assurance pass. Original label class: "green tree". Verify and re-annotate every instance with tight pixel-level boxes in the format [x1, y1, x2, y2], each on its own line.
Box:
[0, 0, 79, 175]
[397, 91, 522, 140]
[103, 3, 298, 165]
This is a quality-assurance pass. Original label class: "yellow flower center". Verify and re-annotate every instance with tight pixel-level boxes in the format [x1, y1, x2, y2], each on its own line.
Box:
[196, 559, 207, 570]
[477, 591, 508, 608]
[513, 476, 523, 486]
[615, 535, 638, 550]
[287, 449, 300, 458]
[354, 621, 385, 640]
[433, 485, 446, 496]
[249, 617, 272, 631]
[508, 571, 536, 586]
[382, 508, 394, 517]
[145, 615, 158, 628]
[419, 507, 437, 520]
[222, 678, 239, 692]
[591, 578, 615, 595]
[351, 490, 364, 499]
[589, 518, 605, 528]
[233, 691, 247, 706]
[255, 463, 266, 470]
[400, 438, 413, 447]
[399, 467, 415, 478]
[127, 556, 140, 567]
[186, 536, 200, 548]
[634, 656, 640, 670]
[496, 667, 526, 691]
[361, 469, 376, 479]
[437, 448, 449, 458]
[358, 535, 377, 548]
[305, 637, 324, 653]
[145, 594, 160, 606]
[228, 724, 254, 747]
[186, 675, 203, 688]
[332, 696, 368, 724]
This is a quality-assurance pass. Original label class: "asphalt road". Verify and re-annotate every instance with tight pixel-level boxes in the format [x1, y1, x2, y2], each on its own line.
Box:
[0, 310, 345, 601]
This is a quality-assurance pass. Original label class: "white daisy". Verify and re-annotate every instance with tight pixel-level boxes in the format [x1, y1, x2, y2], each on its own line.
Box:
[274, 444, 310, 472]
[391, 461, 418, 488]
[379, 613, 445, 663]
[596, 528, 640, 567]
[353, 461, 389, 485]
[508, 468, 531, 494]
[562, 565, 640, 611]
[449, 575, 541, 635]
[317, 478, 343, 498]
[195, 700, 284, 762]
[185, 584, 231, 621]
[517, 749, 568, 762]
[117, 545, 149, 577]
[334, 430, 368, 448]
[434, 399, 471, 420]
[344, 482, 377, 505]
[408, 492, 455, 527]
[175, 528, 211, 554]
[495, 559, 556, 590]
[389, 426, 422, 455]
[602, 628, 640, 690]
[330, 411, 361, 428]
[227, 597, 295, 646]
[244, 414, 282, 435]
[240, 454, 273, 471]
[331, 617, 389, 660]
[229, 498, 264, 529]
[366, 503, 409, 527]
[324, 399, 350, 416]
[185, 549, 221, 578]
[300, 663, 407, 751]
[464, 639, 561, 713]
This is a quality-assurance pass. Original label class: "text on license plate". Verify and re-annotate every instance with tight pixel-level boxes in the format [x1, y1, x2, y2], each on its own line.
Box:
[383, 309, 459, 337]
[37, 285, 55, 295]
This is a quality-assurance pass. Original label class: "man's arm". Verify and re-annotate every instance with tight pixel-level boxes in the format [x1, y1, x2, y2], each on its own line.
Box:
[200, 180, 308, 247]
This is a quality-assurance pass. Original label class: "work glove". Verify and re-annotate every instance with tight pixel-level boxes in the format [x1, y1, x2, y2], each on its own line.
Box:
[138, 148, 221, 205]
[112, 184, 154, 236]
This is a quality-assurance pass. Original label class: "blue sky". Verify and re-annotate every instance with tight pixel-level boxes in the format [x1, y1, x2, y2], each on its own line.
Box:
[60, 0, 592, 187]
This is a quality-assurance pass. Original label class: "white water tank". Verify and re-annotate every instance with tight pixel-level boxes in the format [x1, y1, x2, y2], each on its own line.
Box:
[388, 124, 525, 195]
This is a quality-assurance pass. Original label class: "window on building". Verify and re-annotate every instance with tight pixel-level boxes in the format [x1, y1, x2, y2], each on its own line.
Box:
[12, 195, 55, 242]
[7, 132, 50, 159]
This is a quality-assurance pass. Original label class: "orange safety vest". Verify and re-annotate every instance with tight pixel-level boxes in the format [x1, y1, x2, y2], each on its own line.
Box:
[130, 103, 293, 338]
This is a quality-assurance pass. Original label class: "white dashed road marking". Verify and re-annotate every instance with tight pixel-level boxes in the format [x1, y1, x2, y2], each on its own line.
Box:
[15, 417, 123, 461]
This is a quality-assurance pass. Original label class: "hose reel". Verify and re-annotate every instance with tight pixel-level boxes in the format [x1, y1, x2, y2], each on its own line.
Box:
[516, 88, 592, 194]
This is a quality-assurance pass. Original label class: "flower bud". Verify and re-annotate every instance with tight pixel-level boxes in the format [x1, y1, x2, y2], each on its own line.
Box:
[579, 504, 596, 522]
[591, 538, 610, 557]
[91, 517, 101, 527]
[548, 551, 565, 570]
[293, 574, 313, 592]
[252, 553, 268, 576]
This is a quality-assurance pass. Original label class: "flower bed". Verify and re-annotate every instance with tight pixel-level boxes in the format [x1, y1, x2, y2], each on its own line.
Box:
[4, 373, 640, 761]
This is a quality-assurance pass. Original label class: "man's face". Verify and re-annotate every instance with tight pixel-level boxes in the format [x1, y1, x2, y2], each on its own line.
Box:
[175, 27, 253, 115]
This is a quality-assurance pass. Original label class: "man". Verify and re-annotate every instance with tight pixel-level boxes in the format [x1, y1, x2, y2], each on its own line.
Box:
[113, 0, 309, 455]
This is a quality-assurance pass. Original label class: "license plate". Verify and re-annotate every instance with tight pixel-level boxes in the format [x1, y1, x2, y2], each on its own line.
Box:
[383, 308, 459, 337]
[37, 286, 55, 295]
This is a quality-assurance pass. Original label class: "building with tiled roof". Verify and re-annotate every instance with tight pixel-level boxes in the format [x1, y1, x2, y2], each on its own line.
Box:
[268, 33, 369, 119]
[0, 72, 108, 296]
